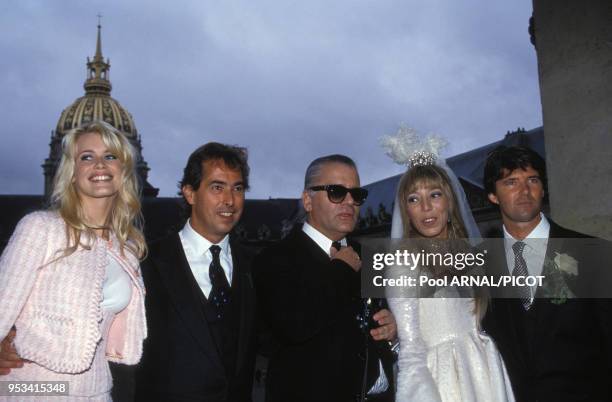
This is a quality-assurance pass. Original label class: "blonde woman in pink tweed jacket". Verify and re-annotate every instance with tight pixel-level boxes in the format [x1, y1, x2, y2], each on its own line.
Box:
[0, 120, 147, 401]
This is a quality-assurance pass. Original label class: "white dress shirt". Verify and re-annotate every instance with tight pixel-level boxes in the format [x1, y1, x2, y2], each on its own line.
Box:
[302, 222, 347, 256]
[179, 219, 233, 298]
[503, 213, 550, 299]
[302, 221, 389, 395]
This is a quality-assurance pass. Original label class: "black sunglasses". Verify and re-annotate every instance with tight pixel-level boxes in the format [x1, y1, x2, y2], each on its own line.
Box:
[309, 184, 368, 206]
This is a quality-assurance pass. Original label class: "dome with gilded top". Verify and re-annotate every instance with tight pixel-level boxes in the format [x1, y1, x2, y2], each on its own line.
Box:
[43, 24, 157, 197]
[56, 95, 137, 136]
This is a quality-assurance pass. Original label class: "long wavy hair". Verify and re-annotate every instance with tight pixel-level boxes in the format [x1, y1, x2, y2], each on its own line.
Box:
[397, 164, 487, 319]
[50, 120, 146, 259]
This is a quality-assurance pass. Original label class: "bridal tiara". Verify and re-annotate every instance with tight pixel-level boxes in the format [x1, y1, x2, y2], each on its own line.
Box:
[380, 125, 447, 168]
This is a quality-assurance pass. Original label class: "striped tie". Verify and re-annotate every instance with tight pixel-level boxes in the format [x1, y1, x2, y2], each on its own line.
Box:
[512, 241, 532, 310]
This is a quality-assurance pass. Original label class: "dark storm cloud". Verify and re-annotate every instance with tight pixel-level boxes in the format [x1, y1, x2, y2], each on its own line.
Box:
[0, 0, 541, 198]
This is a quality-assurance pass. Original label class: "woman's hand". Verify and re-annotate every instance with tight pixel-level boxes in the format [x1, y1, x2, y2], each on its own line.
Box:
[0, 328, 24, 375]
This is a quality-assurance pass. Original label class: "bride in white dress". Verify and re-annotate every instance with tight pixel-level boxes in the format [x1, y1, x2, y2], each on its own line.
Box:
[381, 128, 515, 402]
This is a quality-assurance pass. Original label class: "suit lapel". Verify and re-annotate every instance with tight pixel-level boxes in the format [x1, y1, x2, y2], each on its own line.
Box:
[518, 220, 568, 365]
[530, 222, 568, 347]
[488, 239, 529, 369]
[153, 233, 224, 372]
[297, 229, 334, 267]
[232, 238, 254, 375]
[548, 220, 569, 239]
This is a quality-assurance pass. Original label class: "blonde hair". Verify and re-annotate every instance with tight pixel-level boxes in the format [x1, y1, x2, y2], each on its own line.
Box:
[397, 165, 467, 240]
[50, 120, 146, 259]
[397, 164, 487, 319]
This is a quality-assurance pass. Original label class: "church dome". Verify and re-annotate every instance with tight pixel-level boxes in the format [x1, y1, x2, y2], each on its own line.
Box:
[56, 94, 137, 136]
[55, 22, 136, 136]
[43, 23, 158, 197]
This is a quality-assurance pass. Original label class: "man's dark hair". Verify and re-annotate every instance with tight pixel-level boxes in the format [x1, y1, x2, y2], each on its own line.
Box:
[483, 145, 547, 195]
[304, 154, 357, 189]
[179, 142, 250, 214]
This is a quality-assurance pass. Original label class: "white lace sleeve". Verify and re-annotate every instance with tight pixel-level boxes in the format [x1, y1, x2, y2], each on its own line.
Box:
[388, 290, 442, 401]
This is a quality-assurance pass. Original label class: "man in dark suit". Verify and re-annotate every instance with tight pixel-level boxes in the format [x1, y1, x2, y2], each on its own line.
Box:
[135, 143, 257, 402]
[253, 155, 397, 402]
[482, 145, 612, 402]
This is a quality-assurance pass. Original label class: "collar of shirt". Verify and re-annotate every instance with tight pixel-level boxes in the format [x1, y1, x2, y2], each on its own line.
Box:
[503, 213, 550, 279]
[180, 219, 231, 259]
[302, 222, 347, 257]
[179, 220, 233, 296]
[503, 212, 550, 241]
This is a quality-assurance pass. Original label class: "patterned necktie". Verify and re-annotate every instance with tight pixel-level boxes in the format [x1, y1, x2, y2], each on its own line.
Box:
[512, 241, 532, 310]
[208, 245, 231, 319]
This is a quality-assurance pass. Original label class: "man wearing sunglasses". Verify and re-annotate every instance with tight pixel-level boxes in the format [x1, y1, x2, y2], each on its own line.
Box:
[254, 154, 396, 402]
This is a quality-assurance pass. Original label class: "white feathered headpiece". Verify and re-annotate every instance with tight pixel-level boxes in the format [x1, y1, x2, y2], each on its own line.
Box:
[380, 124, 447, 168]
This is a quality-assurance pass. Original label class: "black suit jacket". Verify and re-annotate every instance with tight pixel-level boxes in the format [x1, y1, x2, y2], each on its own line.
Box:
[253, 226, 393, 402]
[482, 220, 612, 402]
[134, 233, 257, 402]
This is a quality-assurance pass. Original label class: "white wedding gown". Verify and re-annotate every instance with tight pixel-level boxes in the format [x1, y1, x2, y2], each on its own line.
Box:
[388, 287, 515, 402]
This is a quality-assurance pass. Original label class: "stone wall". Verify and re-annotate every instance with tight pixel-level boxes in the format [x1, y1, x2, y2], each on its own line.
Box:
[533, 0, 612, 239]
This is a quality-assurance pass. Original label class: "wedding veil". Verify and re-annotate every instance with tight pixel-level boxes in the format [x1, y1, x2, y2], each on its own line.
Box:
[381, 125, 481, 240]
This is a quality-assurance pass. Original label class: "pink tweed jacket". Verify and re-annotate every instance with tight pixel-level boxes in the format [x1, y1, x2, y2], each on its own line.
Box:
[0, 211, 147, 373]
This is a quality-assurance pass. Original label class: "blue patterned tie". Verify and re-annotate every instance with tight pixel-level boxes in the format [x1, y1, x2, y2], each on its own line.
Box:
[512, 241, 532, 310]
[209, 245, 231, 319]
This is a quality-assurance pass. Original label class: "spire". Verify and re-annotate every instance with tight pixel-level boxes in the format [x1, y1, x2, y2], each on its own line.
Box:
[84, 17, 112, 95]
[94, 15, 104, 62]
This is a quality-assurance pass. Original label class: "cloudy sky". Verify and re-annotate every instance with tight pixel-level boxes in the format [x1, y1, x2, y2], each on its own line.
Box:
[0, 0, 541, 199]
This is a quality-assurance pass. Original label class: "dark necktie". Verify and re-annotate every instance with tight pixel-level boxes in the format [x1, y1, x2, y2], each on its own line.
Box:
[512, 241, 532, 310]
[331, 241, 342, 252]
[209, 245, 231, 319]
